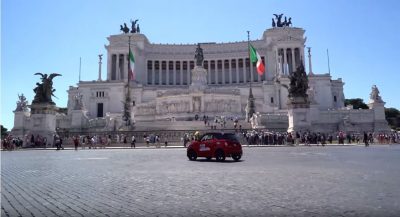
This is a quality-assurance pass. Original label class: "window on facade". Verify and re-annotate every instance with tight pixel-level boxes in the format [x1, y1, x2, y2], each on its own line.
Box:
[271, 97, 274, 104]
[96, 91, 105, 98]
[132, 101, 135, 107]
[334, 96, 337, 102]
[204, 60, 208, 70]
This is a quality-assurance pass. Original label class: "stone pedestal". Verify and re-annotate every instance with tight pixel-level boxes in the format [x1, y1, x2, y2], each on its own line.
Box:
[71, 110, 89, 130]
[368, 101, 390, 132]
[29, 103, 58, 147]
[287, 97, 311, 133]
[189, 66, 207, 92]
[11, 111, 30, 146]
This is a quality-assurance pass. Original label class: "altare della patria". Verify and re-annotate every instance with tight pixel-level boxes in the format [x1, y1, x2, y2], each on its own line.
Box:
[10, 14, 390, 144]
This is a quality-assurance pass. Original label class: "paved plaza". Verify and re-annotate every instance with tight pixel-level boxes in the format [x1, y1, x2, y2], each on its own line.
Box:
[2, 145, 400, 216]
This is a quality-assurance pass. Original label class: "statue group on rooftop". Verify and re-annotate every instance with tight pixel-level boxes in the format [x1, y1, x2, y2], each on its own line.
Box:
[272, 13, 292, 28]
[120, 19, 140, 34]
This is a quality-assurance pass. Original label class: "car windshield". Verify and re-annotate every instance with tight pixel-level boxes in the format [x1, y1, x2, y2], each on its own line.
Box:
[215, 133, 239, 142]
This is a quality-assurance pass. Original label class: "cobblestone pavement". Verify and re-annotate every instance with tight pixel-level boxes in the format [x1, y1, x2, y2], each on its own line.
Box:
[2, 145, 400, 216]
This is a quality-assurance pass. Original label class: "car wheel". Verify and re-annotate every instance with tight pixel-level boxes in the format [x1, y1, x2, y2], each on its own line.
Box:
[215, 150, 225, 162]
[206, 156, 212, 160]
[232, 154, 241, 161]
[187, 149, 197, 161]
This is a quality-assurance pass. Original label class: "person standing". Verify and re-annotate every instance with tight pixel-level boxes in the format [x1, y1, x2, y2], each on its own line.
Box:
[363, 132, 369, 147]
[131, 135, 136, 148]
[73, 136, 79, 150]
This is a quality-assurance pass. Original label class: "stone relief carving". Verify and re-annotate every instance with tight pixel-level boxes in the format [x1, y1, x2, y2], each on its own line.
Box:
[73, 92, 85, 110]
[204, 99, 239, 113]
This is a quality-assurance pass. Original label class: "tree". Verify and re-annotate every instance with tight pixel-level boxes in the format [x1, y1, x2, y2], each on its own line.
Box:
[385, 107, 400, 130]
[344, 98, 369, 109]
[1, 125, 8, 138]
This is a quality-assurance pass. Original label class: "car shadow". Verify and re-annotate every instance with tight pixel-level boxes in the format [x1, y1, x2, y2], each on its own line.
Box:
[191, 159, 244, 163]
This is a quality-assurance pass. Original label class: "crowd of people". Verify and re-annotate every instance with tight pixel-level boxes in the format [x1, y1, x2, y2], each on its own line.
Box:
[2, 130, 400, 150]
[242, 130, 400, 146]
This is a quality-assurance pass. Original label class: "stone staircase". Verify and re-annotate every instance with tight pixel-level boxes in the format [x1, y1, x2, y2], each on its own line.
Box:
[133, 119, 252, 131]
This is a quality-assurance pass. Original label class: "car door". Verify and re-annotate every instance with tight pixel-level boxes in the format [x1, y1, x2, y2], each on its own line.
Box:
[198, 134, 212, 157]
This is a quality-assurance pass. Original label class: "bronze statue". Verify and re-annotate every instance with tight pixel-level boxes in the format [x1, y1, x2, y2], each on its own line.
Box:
[120, 23, 130, 34]
[272, 18, 276, 27]
[137, 24, 140, 33]
[273, 14, 284, 27]
[32, 73, 61, 105]
[288, 62, 309, 99]
[287, 17, 292, 26]
[15, 94, 28, 112]
[283, 16, 288, 26]
[130, 19, 139, 33]
[194, 43, 204, 67]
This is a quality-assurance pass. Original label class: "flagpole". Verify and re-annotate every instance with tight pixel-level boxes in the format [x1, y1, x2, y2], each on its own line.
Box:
[128, 35, 132, 85]
[123, 34, 132, 126]
[247, 31, 252, 89]
[246, 31, 255, 123]
[79, 57, 81, 82]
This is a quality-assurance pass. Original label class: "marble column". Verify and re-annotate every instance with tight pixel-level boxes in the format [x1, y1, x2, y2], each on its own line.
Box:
[308, 47, 313, 75]
[243, 58, 247, 83]
[291, 48, 296, 72]
[236, 59, 239, 83]
[229, 59, 232, 84]
[116, 54, 120, 80]
[283, 49, 287, 75]
[107, 53, 111, 81]
[208, 60, 211, 84]
[222, 60, 225, 84]
[166, 61, 169, 85]
[215, 60, 218, 84]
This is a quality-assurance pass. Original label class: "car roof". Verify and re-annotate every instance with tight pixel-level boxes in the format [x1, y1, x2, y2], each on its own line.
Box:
[203, 132, 235, 136]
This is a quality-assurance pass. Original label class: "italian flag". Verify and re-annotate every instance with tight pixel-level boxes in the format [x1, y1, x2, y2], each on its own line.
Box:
[128, 48, 135, 80]
[249, 44, 265, 75]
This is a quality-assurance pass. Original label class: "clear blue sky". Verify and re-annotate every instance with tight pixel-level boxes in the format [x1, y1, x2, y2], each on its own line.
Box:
[2, 0, 400, 130]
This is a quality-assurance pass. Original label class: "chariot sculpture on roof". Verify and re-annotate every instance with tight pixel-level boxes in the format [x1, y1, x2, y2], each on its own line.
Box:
[272, 13, 292, 27]
[120, 19, 140, 34]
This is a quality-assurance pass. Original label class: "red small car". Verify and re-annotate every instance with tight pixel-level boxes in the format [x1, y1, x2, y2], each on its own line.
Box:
[187, 132, 243, 161]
